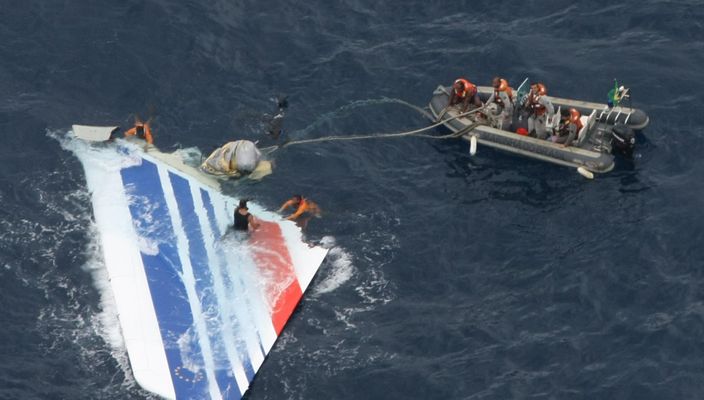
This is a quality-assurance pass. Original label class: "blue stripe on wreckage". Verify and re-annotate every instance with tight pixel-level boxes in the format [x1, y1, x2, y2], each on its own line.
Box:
[200, 189, 258, 381]
[120, 159, 209, 399]
[168, 172, 241, 399]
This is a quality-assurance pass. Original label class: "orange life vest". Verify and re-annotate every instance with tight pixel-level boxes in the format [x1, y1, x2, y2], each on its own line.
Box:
[125, 122, 154, 144]
[454, 78, 477, 99]
[528, 93, 546, 116]
[559, 109, 582, 137]
[283, 197, 319, 220]
[574, 119, 583, 132]
[296, 199, 309, 214]
[493, 78, 513, 105]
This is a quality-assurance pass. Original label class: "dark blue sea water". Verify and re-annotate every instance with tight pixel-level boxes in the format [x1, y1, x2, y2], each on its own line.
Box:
[2, 1, 704, 399]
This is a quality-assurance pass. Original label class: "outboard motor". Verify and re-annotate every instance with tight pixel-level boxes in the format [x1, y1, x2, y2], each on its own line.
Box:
[611, 123, 636, 157]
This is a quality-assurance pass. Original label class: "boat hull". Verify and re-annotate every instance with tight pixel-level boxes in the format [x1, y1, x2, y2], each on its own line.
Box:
[429, 85, 648, 173]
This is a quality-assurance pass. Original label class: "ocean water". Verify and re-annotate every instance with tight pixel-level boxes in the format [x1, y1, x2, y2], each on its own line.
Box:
[1, 1, 704, 399]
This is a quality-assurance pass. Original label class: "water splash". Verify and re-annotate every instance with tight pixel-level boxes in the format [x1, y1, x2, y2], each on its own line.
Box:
[312, 236, 355, 295]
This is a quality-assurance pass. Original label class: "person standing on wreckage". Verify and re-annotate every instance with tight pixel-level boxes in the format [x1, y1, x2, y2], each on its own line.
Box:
[524, 83, 555, 139]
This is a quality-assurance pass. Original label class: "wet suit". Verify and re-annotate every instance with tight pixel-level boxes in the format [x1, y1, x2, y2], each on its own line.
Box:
[234, 207, 251, 231]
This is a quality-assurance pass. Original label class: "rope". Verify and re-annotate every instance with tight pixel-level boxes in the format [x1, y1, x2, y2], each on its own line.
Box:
[295, 97, 435, 137]
[261, 106, 485, 153]
[414, 122, 481, 139]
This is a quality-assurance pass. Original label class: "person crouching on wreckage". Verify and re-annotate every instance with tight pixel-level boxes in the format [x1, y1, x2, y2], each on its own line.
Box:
[200, 139, 272, 179]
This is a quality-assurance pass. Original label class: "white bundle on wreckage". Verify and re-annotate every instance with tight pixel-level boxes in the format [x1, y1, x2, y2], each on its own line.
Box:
[200, 140, 272, 179]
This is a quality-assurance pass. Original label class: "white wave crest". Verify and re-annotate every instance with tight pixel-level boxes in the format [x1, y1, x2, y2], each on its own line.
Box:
[312, 236, 355, 295]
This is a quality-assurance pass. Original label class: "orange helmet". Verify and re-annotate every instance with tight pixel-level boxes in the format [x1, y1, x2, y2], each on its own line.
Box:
[532, 83, 547, 96]
[569, 108, 581, 124]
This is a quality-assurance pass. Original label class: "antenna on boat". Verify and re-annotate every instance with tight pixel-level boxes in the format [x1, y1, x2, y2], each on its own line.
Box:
[515, 77, 530, 120]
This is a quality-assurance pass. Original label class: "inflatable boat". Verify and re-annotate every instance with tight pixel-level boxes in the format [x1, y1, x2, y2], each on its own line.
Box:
[428, 82, 649, 176]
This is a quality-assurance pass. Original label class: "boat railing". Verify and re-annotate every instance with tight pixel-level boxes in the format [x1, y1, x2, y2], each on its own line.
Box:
[597, 105, 633, 126]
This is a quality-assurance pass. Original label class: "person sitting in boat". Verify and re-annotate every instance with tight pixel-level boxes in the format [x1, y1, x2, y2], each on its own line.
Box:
[552, 108, 582, 147]
[448, 78, 482, 112]
[234, 199, 260, 231]
[485, 77, 514, 130]
[278, 194, 320, 221]
[123, 118, 154, 144]
[524, 83, 555, 140]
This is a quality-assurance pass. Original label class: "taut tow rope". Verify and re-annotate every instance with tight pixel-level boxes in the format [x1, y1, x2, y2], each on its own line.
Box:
[261, 105, 485, 154]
